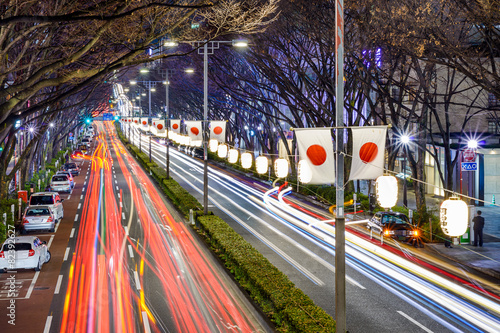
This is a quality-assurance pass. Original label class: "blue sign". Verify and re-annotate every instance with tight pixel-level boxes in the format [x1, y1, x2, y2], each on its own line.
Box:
[103, 113, 113, 121]
[461, 162, 477, 171]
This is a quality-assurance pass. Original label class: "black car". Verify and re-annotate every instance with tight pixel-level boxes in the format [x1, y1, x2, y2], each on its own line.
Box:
[367, 211, 420, 242]
[63, 162, 80, 176]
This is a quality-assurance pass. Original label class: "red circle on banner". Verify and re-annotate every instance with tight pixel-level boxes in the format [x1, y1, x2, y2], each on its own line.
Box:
[191, 127, 199, 136]
[359, 142, 378, 164]
[142, 120, 147, 125]
[213, 126, 223, 135]
[157, 124, 164, 130]
[134, 120, 138, 123]
[172, 123, 179, 130]
[306, 144, 327, 166]
[153, 121, 156, 125]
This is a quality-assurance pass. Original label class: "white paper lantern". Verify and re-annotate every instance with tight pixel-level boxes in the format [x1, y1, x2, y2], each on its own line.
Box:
[274, 158, 289, 178]
[376, 175, 398, 208]
[192, 140, 202, 147]
[256, 156, 269, 174]
[298, 160, 313, 183]
[209, 139, 219, 152]
[440, 197, 468, 237]
[241, 153, 253, 169]
[217, 144, 228, 158]
[228, 149, 239, 164]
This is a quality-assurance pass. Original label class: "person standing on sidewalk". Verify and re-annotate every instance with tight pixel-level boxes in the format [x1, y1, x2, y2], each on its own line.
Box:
[473, 210, 485, 247]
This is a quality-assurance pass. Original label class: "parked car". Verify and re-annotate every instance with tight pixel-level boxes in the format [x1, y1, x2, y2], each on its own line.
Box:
[367, 211, 419, 242]
[81, 138, 90, 147]
[22, 206, 56, 233]
[190, 147, 204, 158]
[77, 144, 88, 155]
[56, 170, 75, 188]
[63, 162, 80, 176]
[29, 192, 64, 222]
[50, 174, 72, 193]
[0, 236, 51, 272]
[71, 150, 84, 160]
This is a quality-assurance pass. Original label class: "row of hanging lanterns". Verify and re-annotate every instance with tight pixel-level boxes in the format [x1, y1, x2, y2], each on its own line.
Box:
[137, 126, 468, 239]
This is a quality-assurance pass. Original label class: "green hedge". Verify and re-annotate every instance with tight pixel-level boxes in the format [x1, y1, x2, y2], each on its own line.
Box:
[196, 214, 335, 332]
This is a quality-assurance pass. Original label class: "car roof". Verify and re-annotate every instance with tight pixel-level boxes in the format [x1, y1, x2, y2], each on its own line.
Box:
[10, 236, 37, 243]
[31, 192, 56, 196]
[27, 205, 51, 209]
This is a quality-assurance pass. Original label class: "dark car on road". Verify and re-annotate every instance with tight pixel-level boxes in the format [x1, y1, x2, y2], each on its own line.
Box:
[63, 162, 80, 176]
[367, 211, 420, 243]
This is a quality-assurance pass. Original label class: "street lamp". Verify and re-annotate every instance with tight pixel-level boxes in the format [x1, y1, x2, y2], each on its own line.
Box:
[166, 39, 248, 214]
[400, 134, 411, 208]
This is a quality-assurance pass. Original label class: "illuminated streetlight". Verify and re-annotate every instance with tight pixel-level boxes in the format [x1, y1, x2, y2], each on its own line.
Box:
[468, 140, 478, 149]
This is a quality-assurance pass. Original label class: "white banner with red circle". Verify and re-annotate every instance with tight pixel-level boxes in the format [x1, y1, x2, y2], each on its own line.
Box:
[295, 129, 335, 184]
[210, 121, 226, 143]
[349, 126, 387, 180]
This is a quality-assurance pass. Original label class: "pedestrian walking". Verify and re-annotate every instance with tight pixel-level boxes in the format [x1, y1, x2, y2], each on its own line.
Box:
[473, 210, 485, 247]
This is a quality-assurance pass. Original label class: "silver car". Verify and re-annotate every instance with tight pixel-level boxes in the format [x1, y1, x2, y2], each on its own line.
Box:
[56, 170, 75, 189]
[0, 236, 51, 272]
[22, 206, 56, 233]
[50, 174, 72, 193]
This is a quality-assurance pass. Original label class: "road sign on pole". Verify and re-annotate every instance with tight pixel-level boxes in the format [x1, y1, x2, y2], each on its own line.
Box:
[462, 148, 476, 162]
[461, 162, 477, 171]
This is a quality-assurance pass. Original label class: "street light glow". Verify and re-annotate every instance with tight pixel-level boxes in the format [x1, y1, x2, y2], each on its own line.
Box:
[49, 123, 54, 127]
[185, 68, 194, 74]
[139, 68, 149, 73]
[468, 140, 478, 149]
[130, 80, 137, 85]
[401, 134, 410, 144]
[232, 39, 249, 48]
[164, 39, 178, 47]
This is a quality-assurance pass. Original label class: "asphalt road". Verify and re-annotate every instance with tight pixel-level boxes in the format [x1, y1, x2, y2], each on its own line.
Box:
[0, 123, 272, 333]
[131, 124, 500, 333]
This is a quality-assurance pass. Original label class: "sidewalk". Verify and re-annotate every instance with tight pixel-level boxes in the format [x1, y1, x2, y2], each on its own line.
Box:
[399, 190, 500, 280]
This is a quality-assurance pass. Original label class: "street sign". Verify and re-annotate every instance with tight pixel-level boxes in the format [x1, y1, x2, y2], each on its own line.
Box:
[69, 132, 73, 137]
[461, 162, 477, 171]
[103, 113, 113, 121]
[463, 148, 476, 162]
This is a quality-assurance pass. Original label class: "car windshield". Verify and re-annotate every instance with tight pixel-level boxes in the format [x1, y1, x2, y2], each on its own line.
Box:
[2, 243, 31, 251]
[30, 196, 54, 205]
[26, 208, 50, 216]
[382, 215, 409, 224]
[52, 175, 68, 182]
[65, 163, 77, 168]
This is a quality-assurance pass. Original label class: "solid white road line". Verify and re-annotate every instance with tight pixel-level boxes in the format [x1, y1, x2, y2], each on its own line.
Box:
[397, 311, 433, 333]
[128, 245, 134, 258]
[63, 247, 70, 261]
[43, 316, 53, 333]
[134, 271, 141, 290]
[25, 271, 40, 299]
[54, 275, 63, 294]
[47, 235, 55, 249]
[142, 311, 152, 333]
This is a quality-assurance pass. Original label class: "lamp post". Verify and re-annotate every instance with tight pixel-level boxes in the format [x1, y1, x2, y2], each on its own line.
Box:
[176, 39, 248, 215]
[131, 80, 161, 161]
[401, 134, 411, 208]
